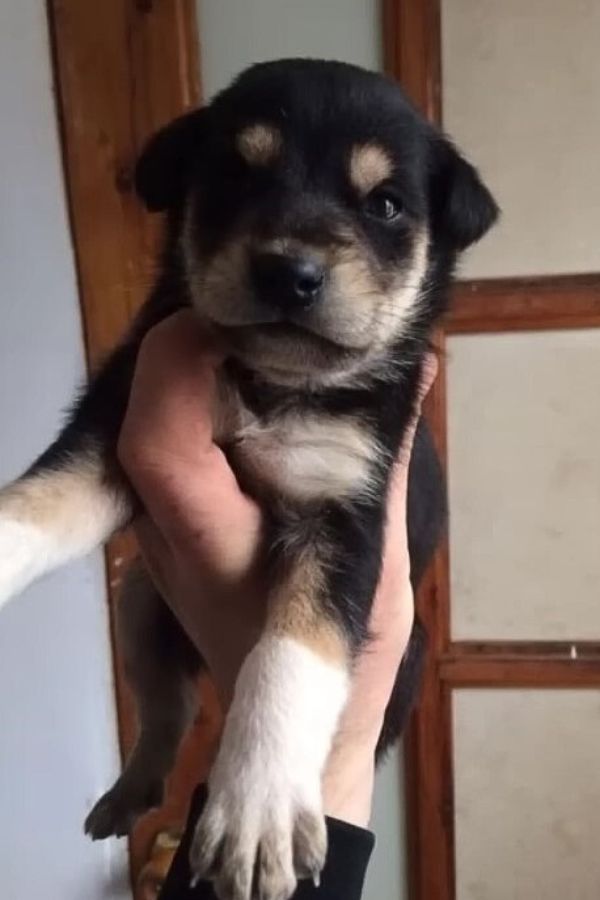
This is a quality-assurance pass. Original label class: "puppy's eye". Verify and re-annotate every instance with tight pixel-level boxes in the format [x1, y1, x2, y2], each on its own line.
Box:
[364, 190, 403, 223]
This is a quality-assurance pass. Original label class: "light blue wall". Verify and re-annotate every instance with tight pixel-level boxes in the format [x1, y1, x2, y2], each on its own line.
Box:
[196, 4, 408, 898]
[367, 751, 408, 900]
[0, 4, 129, 898]
[198, 0, 382, 99]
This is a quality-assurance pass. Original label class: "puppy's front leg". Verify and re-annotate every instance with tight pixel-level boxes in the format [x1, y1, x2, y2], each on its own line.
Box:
[0, 335, 147, 608]
[0, 442, 130, 607]
[190, 538, 353, 900]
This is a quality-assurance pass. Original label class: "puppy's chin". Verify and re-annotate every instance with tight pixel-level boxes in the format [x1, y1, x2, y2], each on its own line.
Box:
[224, 323, 367, 387]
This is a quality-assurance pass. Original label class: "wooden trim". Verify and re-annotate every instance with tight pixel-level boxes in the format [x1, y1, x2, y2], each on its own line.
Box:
[384, 5, 452, 897]
[441, 656, 600, 688]
[447, 274, 600, 335]
[385, 4, 600, 898]
[47, 2, 223, 894]
[49, 0, 201, 368]
[404, 330, 454, 900]
[383, 0, 441, 122]
[450, 640, 600, 659]
[404, 557, 454, 900]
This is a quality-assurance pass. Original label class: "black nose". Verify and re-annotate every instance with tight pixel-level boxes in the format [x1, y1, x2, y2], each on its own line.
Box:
[250, 253, 325, 312]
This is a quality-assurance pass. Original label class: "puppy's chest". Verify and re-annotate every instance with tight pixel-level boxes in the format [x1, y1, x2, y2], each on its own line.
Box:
[214, 375, 382, 505]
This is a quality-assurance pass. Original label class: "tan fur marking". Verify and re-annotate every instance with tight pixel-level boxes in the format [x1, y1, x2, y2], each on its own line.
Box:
[0, 450, 129, 604]
[236, 123, 282, 167]
[0, 452, 127, 542]
[322, 225, 430, 352]
[270, 547, 348, 665]
[349, 143, 393, 195]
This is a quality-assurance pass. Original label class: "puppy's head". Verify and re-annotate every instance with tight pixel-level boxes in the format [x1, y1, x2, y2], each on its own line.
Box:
[137, 59, 497, 385]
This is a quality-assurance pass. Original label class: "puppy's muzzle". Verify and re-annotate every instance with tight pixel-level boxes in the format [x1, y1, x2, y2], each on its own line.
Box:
[250, 252, 325, 314]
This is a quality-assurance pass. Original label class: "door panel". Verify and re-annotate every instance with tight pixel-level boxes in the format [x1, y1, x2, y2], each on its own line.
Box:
[398, 1, 600, 898]
[447, 329, 600, 640]
[454, 689, 600, 900]
[442, 0, 600, 279]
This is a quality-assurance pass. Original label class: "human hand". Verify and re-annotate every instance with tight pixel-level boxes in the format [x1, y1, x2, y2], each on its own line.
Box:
[118, 311, 436, 828]
[322, 353, 437, 826]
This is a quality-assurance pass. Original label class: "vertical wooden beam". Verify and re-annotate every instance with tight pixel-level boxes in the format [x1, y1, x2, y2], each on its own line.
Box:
[383, 0, 442, 122]
[383, 3, 454, 899]
[49, 0, 200, 366]
[403, 364, 454, 900]
[47, 2, 221, 894]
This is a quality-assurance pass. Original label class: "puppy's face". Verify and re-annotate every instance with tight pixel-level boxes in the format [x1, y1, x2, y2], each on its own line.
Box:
[137, 60, 498, 384]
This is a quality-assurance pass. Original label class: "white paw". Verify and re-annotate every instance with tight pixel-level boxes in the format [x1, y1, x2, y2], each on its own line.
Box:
[0, 466, 130, 611]
[190, 763, 326, 900]
[189, 636, 349, 900]
[0, 517, 47, 608]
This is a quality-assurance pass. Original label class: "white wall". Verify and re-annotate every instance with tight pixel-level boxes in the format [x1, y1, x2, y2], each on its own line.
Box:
[454, 689, 600, 900]
[0, 4, 129, 899]
[442, 0, 600, 279]
[196, 4, 409, 899]
[448, 329, 600, 642]
[367, 752, 408, 900]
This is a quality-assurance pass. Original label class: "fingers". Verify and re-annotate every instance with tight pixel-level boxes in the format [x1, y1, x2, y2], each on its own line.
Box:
[417, 352, 439, 407]
[398, 352, 439, 467]
[323, 360, 440, 806]
[386, 352, 438, 529]
[118, 311, 225, 473]
[119, 312, 262, 586]
[373, 351, 438, 643]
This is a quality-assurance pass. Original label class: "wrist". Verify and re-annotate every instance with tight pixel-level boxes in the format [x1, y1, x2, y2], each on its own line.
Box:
[322, 740, 377, 828]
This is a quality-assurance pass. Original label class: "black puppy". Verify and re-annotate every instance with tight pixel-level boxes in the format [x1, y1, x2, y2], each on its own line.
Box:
[0, 60, 497, 900]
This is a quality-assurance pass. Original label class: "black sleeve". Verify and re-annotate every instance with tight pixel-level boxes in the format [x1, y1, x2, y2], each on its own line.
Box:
[158, 786, 375, 900]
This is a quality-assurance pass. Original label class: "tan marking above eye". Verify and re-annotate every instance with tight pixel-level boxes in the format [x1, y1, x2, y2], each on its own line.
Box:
[349, 142, 393, 195]
[236, 123, 282, 166]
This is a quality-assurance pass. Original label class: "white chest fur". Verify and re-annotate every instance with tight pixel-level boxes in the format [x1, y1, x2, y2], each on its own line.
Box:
[229, 408, 381, 504]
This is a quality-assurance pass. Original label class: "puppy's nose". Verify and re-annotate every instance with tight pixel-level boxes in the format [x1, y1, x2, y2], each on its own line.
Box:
[250, 253, 325, 312]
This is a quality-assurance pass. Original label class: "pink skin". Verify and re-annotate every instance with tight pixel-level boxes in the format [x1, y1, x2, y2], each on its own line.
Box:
[118, 311, 437, 827]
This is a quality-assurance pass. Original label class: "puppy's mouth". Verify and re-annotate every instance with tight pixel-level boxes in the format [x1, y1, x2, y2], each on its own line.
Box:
[221, 319, 364, 381]
[232, 320, 344, 348]
[226, 319, 352, 357]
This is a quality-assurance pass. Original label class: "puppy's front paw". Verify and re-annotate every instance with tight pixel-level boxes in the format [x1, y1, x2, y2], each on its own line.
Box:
[189, 769, 326, 900]
[193, 636, 349, 899]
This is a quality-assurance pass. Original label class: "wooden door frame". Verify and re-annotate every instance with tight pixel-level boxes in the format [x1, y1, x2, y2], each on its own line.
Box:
[47, 2, 223, 894]
[385, 2, 600, 900]
[383, 4, 455, 898]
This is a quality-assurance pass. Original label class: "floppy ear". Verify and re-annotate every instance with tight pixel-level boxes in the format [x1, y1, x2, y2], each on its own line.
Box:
[135, 108, 209, 212]
[430, 137, 499, 251]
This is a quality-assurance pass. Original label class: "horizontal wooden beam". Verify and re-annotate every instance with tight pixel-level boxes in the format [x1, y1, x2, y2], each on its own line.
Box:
[446, 274, 600, 335]
[441, 655, 600, 688]
[450, 640, 600, 660]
